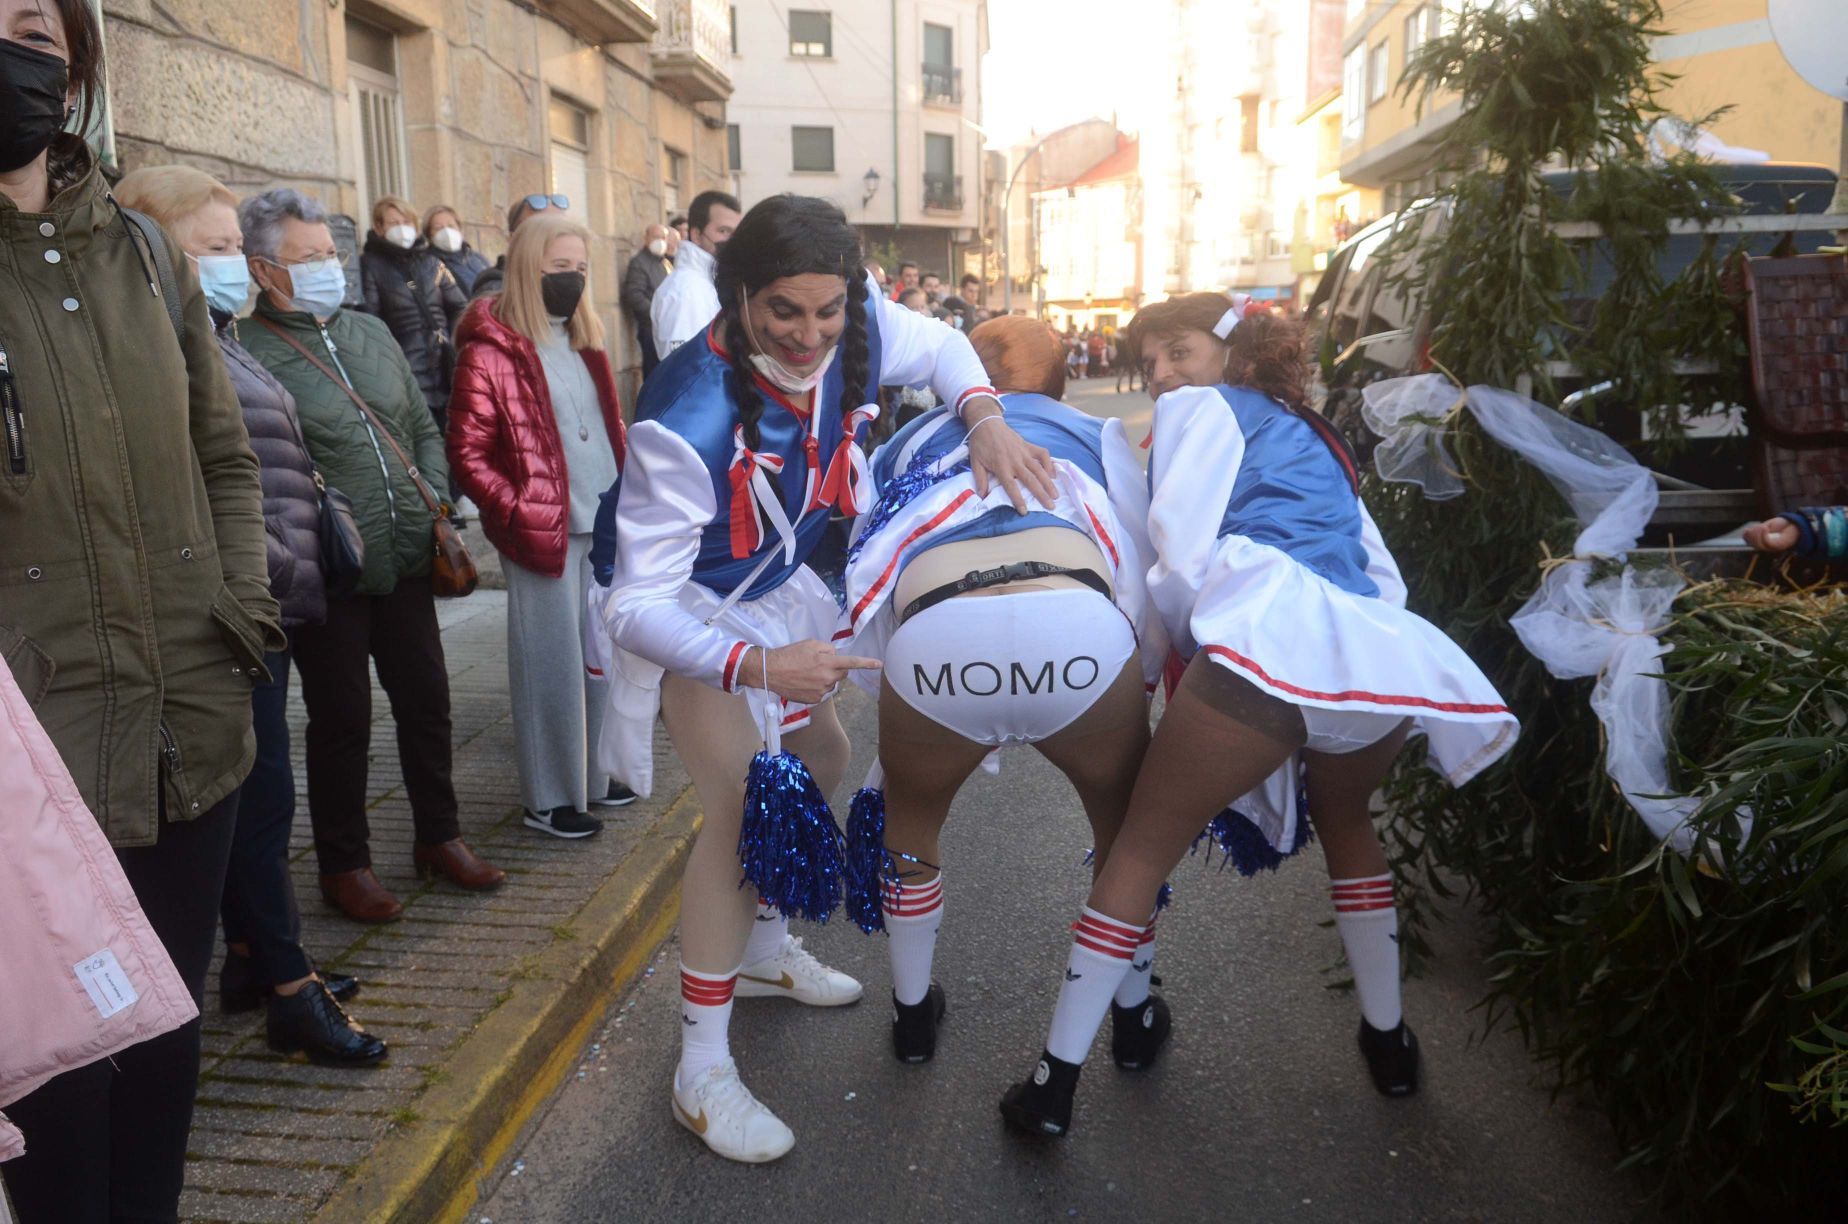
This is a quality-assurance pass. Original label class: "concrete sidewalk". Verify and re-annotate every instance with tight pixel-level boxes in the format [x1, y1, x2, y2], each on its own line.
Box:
[180, 590, 695, 1224]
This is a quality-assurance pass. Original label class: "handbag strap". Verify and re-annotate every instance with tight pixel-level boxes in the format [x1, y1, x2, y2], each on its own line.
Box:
[253, 316, 445, 518]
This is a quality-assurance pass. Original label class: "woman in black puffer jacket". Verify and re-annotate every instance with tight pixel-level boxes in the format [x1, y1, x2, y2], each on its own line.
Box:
[359, 194, 466, 436]
[115, 166, 384, 1070]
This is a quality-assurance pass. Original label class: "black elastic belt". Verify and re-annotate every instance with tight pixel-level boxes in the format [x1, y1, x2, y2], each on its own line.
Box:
[899, 560, 1112, 623]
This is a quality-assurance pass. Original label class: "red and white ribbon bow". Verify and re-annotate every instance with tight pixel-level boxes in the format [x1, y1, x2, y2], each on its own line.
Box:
[728, 426, 798, 562]
[813, 401, 881, 515]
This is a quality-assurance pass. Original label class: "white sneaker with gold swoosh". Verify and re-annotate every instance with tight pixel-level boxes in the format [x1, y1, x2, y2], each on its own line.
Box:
[734, 935, 864, 1006]
[671, 1058, 795, 1163]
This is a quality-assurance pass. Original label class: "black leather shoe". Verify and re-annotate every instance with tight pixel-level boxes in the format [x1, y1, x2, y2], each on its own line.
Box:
[266, 981, 388, 1067]
[591, 782, 638, 808]
[1111, 994, 1172, 1071]
[999, 1049, 1082, 1137]
[1358, 1018, 1421, 1097]
[221, 953, 359, 1014]
[891, 983, 947, 1064]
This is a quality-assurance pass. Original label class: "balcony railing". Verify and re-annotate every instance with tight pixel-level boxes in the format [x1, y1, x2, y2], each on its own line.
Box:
[922, 63, 962, 105]
[651, 0, 732, 102]
[923, 174, 963, 212]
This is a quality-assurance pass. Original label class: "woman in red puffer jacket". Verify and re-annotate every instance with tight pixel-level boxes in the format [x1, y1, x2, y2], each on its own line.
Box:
[448, 214, 631, 841]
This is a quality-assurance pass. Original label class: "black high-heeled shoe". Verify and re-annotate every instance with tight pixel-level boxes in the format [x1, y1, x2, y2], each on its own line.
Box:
[220, 952, 358, 1014]
[266, 981, 388, 1067]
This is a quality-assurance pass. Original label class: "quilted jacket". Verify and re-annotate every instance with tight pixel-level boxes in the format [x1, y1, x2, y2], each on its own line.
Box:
[216, 316, 326, 628]
[448, 296, 626, 576]
[241, 301, 449, 598]
[358, 231, 466, 419]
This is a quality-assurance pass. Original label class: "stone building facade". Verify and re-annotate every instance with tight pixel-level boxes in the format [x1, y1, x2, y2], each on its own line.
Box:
[101, 0, 734, 398]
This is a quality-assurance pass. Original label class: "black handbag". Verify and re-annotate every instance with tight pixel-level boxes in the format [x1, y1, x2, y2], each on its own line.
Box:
[315, 471, 366, 600]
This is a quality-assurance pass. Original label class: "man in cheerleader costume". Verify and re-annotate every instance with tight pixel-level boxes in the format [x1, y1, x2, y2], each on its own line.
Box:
[998, 293, 1520, 1137]
[600, 196, 1058, 1163]
[834, 317, 1169, 1068]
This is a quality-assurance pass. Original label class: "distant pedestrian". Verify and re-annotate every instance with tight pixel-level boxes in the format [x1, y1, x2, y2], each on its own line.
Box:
[423, 202, 491, 296]
[668, 212, 689, 240]
[892, 260, 920, 301]
[0, 3, 285, 1215]
[115, 164, 386, 1068]
[359, 194, 466, 439]
[449, 213, 635, 838]
[1088, 329, 1108, 378]
[651, 189, 741, 358]
[1115, 329, 1141, 392]
[241, 188, 506, 925]
[622, 222, 674, 380]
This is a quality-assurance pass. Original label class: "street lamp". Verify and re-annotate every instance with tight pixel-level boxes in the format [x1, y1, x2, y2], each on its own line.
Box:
[861, 167, 881, 208]
[1000, 128, 1072, 315]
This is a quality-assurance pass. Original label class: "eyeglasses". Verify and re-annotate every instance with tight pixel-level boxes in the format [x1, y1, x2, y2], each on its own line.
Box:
[523, 193, 570, 212]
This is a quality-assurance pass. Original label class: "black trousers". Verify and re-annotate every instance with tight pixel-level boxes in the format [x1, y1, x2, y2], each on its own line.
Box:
[0, 793, 237, 1224]
[219, 648, 313, 985]
[638, 324, 660, 382]
[289, 578, 461, 874]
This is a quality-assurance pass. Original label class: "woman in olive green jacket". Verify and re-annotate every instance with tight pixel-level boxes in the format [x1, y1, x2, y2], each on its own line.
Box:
[237, 187, 505, 924]
[0, 2, 281, 1219]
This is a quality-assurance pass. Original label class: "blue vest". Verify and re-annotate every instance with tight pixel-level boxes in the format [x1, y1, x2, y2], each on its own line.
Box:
[870, 393, 1102, 555]
[1174, 385, 1377, 598]
[629, 310, 886, 598]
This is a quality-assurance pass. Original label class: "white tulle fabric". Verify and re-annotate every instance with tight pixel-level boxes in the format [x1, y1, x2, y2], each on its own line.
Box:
[1360, 374, 1717, 851]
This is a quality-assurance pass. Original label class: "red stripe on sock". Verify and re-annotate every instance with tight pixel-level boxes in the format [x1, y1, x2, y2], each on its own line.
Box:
[1073, 919, 1141, 952]
[1073, 932, 1138, 959]
[1333, 899, 1397, 913]
[680, 971, 737, 1006]
[1331, 883, 1394, 896]
[1075, 909, 1143, 938]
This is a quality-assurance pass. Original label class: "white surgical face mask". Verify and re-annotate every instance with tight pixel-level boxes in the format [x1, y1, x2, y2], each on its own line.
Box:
[748, 346, 837, 395]
[385, 224, 417, 250]
[431, 226, 463, 253]
[647, 238, 669, 257]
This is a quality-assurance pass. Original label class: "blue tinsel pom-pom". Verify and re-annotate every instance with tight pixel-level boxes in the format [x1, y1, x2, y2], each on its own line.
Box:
[1188, 806, 1317, 877]
[737, 749, 844, 923]
[847, 457, 973, 566]
[842, 786, 892, 934]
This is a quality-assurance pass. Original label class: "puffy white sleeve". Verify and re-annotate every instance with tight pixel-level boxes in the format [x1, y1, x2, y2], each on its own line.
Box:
[651, 275, 719, 359]
[1144, 386, 1244, 657]
[1099, 416, 1169, 684]
[870, 278, 995, 414]
[604, 421, 755, 692]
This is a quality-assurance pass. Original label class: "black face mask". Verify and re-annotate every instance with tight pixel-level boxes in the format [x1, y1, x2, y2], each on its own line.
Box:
[0, 40, 71, 175]
[541, 270, 586, 319]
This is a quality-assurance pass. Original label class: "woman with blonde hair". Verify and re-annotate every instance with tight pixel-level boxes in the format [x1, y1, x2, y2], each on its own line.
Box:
[448, 212, 630, 838]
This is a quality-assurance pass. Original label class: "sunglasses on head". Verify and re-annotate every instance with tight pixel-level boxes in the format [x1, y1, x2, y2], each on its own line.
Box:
[523, 193, 570, 212]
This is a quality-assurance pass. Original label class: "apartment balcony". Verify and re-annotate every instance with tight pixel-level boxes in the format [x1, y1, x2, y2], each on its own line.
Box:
[651, 0, 732, 103]
[541, 0, 657, 43]
[922, 63, 962, 106]
[923, 174, 964, 212]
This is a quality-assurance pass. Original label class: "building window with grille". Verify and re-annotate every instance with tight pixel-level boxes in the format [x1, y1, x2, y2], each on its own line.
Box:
[789, 10, 831, 57]
[923, 132, 959, 210]
[663, 146, 687, 213]
[727, 124, 742, 172]
[922, 22, 959, 104]
[791, 126, 834, 172]
[549, 97, 590, 219]
[1368, 40, 1389, 104]
[346, 14, 409, 209]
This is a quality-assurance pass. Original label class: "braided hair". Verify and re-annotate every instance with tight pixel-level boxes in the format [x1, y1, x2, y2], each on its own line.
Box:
[714, 195, 871, 449]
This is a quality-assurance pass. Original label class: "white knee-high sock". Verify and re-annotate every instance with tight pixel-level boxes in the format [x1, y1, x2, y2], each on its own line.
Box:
[882, 874, 944, 1007]
[677, 964, 738, 1085]
[1330, 875, 1402, 1031]
[1113, 913, 1158, 1008]
[741, 900, 789, 966]
[1046, 907, 1144, 1064]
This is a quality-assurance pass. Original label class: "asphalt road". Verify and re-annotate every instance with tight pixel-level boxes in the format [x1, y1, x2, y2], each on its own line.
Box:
[476, 378, 1645, 1223]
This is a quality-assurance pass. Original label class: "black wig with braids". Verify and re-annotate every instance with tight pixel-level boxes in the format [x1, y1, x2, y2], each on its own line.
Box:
[713, 195, 871, 449]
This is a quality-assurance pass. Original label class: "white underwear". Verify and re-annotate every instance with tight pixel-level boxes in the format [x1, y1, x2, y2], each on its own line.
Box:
[1299, 705, 1405, 755]
[883, 588, 1136, 746]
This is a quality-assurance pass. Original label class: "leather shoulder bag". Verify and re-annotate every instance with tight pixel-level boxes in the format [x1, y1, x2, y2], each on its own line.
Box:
[254, 317, 478, 598]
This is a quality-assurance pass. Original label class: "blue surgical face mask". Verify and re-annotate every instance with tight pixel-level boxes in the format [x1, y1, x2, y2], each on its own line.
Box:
[192, 254, 250, 317]
[282, 257, 348, 319]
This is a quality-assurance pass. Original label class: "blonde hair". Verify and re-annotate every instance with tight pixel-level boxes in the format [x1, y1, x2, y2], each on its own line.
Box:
[371, 194, 418, 231]
[114, 164, 238, 240]
[421, 202, 461, 237]
[496, 213, 604, 352]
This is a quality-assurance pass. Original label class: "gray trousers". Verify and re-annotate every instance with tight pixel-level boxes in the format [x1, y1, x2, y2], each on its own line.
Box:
[505, 534, 609, 813]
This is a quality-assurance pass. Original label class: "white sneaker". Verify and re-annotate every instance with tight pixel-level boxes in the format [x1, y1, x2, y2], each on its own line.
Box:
[671, 1059, 795, 1163]
[735, 934, 864, 1006]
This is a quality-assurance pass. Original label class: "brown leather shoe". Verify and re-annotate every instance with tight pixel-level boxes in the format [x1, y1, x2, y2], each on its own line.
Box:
[319, 868, 404, 924]
[412, 838, 506, 891]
